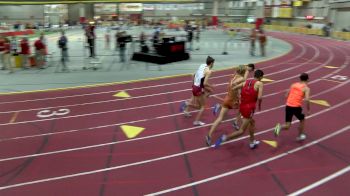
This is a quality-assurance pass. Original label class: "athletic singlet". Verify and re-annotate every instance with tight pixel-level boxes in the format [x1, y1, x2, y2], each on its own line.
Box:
[286, 82, 306, 107]
[226, 74, 240, 101]
[240, 79, 258, 106]
[193, 64, 207, 87]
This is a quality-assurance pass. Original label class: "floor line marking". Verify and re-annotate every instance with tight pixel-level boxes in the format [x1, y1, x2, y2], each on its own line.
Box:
[322, 78, 344, 84]
[9, 112, 19, 123]
[1, 72, 348, 143]
[288, 166, 350, 196]
[1, 109, 349, 191]
[1, 81, 348, 163]
[145, 125, 350, 195]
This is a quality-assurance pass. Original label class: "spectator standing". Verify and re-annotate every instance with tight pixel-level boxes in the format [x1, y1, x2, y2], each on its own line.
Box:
[58, 31, 69, 71]
[34, 35, 46, 69]
[20, 37, 30, 69]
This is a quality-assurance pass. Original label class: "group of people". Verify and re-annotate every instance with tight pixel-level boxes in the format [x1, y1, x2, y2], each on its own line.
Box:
[181, 55, 310, 149]
[0, 31, 70, 73]
[0, 33, 48, 73]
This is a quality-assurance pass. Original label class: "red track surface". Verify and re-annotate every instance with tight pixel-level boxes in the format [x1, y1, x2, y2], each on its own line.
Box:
[0, 32, 349, 196]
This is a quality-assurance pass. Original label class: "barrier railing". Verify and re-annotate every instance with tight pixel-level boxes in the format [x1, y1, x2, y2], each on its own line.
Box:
[223, 23, 350, 41]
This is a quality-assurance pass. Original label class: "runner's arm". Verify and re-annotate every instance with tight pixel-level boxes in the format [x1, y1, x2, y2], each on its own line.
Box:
[285, 85, 292, 98]
[243, 68, 249, 80]
[231, 80, 244, 91]
[204, 70, 213, 92]
[304, 87, 310, 113]
[257, 82, 263, 111]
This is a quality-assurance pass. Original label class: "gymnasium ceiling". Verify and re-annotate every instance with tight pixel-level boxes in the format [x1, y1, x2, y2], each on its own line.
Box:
[0, 0, 197, 5]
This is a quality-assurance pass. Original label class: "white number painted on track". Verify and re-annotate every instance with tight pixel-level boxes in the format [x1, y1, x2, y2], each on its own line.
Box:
[37, 109, 70, 118]
[330, 75, 348, 81]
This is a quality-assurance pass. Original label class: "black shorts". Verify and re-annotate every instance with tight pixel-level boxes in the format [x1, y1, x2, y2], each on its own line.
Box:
[285, 106, 305, 122]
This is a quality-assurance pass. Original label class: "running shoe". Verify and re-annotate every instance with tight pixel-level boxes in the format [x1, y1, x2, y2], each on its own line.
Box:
[249, 140, 260, 149]
[179, 101, 187, 112]
[274, 123, 281, 137]
[184, 112, 192, 118]
[232, 120, 240, 130]
[212, 103, 221, 116]
[214, 134, 227, 148]
[193, 121, 205, 126]
[205, 135, 211, 146]
[296, 134, 307, 141]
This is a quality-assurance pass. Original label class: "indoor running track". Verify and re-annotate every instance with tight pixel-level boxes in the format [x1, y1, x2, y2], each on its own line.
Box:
[0, 32, 349, 196]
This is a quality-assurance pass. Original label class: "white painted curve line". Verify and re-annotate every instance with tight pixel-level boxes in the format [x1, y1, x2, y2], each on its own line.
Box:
[0, 104, 349, 191]
[0, 83, 349, 167]
[1, 76, 348, 146]
[0, 41, 332, 123]
[0, 39, 306, 105]
[288, 166, 350, 196]
[145, 125, 350, 196]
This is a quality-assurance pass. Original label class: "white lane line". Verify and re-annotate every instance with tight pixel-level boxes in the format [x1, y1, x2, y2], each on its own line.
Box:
[288, 166, 350, 196]
[1, 102, 349, 191]
[0, 79, 348, 163]
[1, 58, 348, 141]
[0, 40, 307, 105]
[145, 125, 350, 196]
[0, 41, 329, 123]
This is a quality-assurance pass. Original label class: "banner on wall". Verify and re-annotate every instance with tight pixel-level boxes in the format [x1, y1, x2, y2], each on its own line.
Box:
[119, 3, 143, 12]
[293, 1, 303, 6]
[94, 3, 117, 14]
[279, 7, 293, 18]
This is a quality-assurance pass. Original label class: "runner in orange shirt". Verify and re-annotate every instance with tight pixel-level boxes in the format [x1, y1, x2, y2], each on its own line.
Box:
[274, 73, 310, 141]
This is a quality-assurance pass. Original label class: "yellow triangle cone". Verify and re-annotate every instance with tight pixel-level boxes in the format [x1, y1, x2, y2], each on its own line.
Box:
[310, 100, 330, 107]
[261, 78, 274, 82]
[114, 91, 131, 98]
[324, 66, 339, 69]
[262, 140, 278, 148]
[120, 125, 145, 139]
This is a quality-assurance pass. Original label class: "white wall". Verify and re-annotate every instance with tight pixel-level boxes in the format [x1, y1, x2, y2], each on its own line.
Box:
[334, 8, 350, 30]
[0, 5, 44, 23]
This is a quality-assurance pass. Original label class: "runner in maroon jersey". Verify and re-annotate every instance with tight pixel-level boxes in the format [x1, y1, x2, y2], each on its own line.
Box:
[214, 69, 264, 149]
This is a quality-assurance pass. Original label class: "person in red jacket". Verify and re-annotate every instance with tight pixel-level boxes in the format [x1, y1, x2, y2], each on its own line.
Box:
[34, 36, 45, 68]
[0, 36, 5, 70]
[2, 38, 13, 73]
[20, 37, 30, 68]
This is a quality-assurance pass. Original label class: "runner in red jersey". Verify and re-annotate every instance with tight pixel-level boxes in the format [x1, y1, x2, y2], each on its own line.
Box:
[205, 64, 255, 146]
[214, 69, 264, 149]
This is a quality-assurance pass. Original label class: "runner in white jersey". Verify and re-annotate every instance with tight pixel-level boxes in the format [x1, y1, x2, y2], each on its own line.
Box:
[180, 56, 215, 126]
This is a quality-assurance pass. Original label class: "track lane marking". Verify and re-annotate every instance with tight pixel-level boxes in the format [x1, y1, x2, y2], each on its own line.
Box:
[9, 112, 19, 123]
[0, 100, 349, 191]
[0, 79, 348, 163]
[288, 166, 350, 196]
[145, 125, 350, 196]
